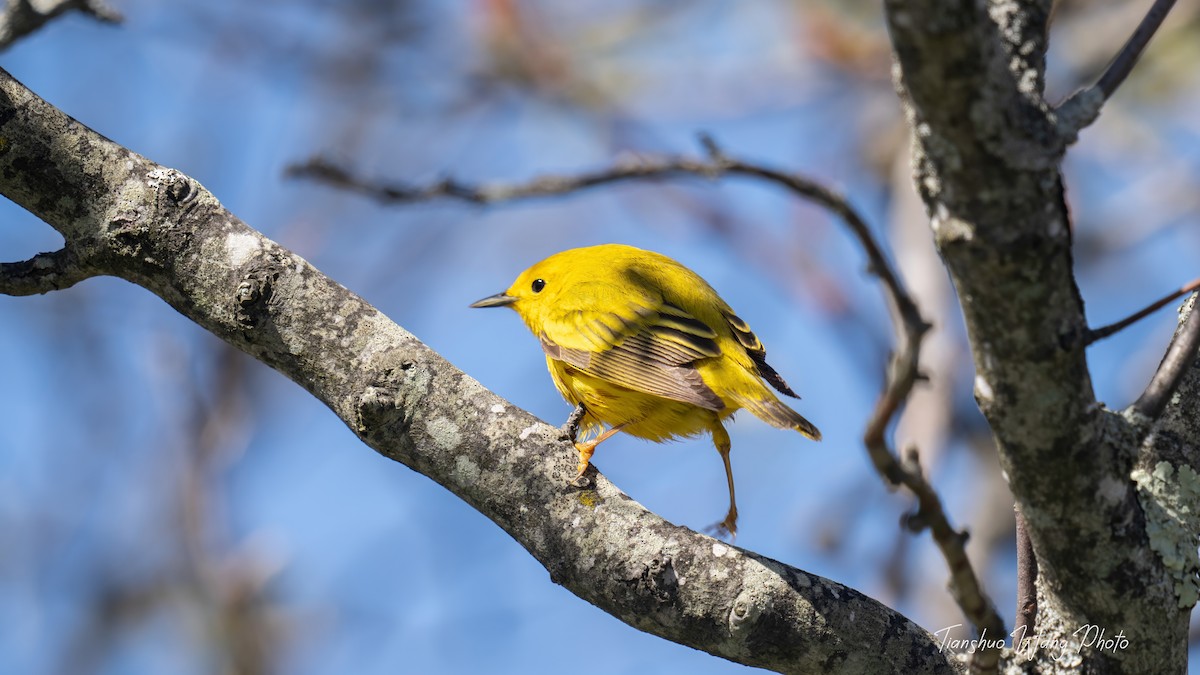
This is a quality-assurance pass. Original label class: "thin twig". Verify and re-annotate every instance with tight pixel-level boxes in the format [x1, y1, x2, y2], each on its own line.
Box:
[1134, 294, 1200, 419]
[1085, 277, 1200, 345]
[292, 136, 1007, 667]
[1056, 0, 1177, 138]
[291, 139, 910, 335]
[1095, 0, 1177, 99]
[1014, 509, 1037, 641]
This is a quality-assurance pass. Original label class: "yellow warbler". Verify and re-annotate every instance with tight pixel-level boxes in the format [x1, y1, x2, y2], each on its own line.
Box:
[470, 243, 820, 536]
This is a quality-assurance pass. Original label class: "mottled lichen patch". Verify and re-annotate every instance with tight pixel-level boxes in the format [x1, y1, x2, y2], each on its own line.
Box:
[1131, 461, 1200, 608]
[225, 231, 261, 267]
[452, 454, 480, 488]
[424, 415, 461, 451]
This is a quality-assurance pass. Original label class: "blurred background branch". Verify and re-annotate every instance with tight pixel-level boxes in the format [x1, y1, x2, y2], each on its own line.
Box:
[0, 0, 120, 50]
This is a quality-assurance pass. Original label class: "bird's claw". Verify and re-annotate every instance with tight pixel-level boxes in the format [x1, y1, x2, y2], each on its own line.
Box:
[704, 510, 738, 541]
[704, 522, 736, 541]
[569, 461, 593, 488]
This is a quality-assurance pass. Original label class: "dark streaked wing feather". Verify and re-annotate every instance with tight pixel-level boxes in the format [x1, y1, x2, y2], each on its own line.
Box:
[724, 312, 761, 351]
[725, 311, 799, 398]
[753, 357, 799, 399]
[656, 303, 717, 338]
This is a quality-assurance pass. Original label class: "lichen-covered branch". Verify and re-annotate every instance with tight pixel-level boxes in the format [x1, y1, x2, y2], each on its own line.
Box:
[1127, 293, 1200, 636]
[885, 0, 1193, 672]
[0, 68, 962, 675]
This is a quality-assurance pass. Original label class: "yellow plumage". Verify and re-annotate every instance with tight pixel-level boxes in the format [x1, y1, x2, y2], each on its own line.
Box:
[470, 243, 820, 536]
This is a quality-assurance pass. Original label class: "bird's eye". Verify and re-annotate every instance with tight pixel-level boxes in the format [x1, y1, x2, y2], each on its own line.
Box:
[531, 278, 546, 293]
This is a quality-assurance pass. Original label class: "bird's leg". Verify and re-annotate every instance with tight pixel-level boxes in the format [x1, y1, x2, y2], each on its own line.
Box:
[708, 421, 738, 539]
[563, 402, 587, 444]
[571, 424, 625, 484]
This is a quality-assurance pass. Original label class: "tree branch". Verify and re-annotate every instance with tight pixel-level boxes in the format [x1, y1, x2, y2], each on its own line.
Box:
[0, 247, 94, 295]
[0, 67, 963, 675]
[1134, 293, 1200, 419]
[1147, 294, 1200, 471]
[289, 138, 914, 335]
[1085, 276, 1200, 345]
[886, 0, 1191, 670]
[1095, 0, 1177, 98]
[1013, 509, 1037, 639]
[291, 135, 1006, 658]
[1057, 0, 1178, 137]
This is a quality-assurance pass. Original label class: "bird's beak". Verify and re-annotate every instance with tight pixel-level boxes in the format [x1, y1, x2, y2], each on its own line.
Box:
[469, 292, 517, 308]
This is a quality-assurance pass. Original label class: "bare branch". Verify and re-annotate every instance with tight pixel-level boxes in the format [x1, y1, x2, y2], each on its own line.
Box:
[292, 134, 1006, 663]
[1057, 0, 1178, 136]
[895, 445, 1005, 674]
[1134, 294, 1200, 419]
[288, 152, 732, 204]
[290, 136, 912, 346]
[1085, 276, 1200, 345]
[1095, 0, 1177, 99]
[0, 0, 121, 51]
[0, 247, 93, 295]
[1014, 509, 1037, 639]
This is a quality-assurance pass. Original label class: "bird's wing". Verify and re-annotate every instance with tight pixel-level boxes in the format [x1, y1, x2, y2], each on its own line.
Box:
[722, 310, 799, 398]
[539, 288, 724, 411]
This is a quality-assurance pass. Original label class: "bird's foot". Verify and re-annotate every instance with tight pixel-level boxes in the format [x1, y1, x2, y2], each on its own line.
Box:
[569, 443, 595, 488]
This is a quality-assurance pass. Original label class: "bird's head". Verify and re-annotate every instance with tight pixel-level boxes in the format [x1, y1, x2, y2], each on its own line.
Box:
[469, 255, 563, 335]
[470, 244, 651, 337]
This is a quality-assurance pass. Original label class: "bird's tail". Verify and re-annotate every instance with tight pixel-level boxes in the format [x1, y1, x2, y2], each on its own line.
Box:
[729, 391, 821, 441]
